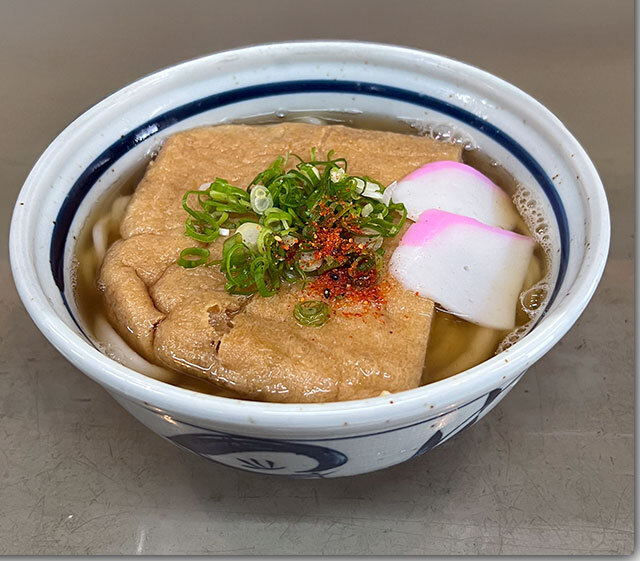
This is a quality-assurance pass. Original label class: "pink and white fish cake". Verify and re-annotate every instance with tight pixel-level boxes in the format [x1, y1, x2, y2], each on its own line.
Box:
[390, 209, 535, 330]
[388, 161, 519, 229]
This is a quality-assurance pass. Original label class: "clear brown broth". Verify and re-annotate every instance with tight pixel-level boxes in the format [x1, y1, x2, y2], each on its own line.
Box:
[73, 112, 549, 396]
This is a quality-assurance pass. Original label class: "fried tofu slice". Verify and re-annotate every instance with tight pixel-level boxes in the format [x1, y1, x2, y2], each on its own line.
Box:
[216, 263, 435, 402]
[98, 229, 198, 358]
[100, 123, 462, 402]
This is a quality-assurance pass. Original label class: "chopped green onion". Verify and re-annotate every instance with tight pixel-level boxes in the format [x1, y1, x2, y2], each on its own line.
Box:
[223, 241, 252, 286]
[330, 167, 346, 183]
[251, 255, 279, 297]
[361, 181, 385, 200]
[250, 185, 273, 214]
[299, 163, 321, 185]
[178, 148, 407, 325]
[349, 253, 379, 276]
[262, 207, 291, 231]
[353, 177, 366, 193]
[294, 300, 329, 327]
[236, 222, 262, 251]
[177, 247, 210, 268]
[256, 224, 274, 254]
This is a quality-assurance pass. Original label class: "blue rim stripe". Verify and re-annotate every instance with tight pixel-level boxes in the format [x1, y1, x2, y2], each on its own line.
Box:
[51, 79, 569, 312]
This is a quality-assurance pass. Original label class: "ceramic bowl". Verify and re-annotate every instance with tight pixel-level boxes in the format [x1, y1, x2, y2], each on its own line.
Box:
[10, 41, 609, 477]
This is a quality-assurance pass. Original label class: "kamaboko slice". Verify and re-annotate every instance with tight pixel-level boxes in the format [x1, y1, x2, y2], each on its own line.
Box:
[389, 160, 519, 229]
[389, 209, 534, 330]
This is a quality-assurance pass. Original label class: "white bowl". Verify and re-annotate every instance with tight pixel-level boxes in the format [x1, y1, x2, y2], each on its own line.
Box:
[10, 42, 609, 477]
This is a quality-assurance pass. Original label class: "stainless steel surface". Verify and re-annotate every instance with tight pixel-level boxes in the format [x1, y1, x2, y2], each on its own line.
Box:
[0, 0, 633, 554]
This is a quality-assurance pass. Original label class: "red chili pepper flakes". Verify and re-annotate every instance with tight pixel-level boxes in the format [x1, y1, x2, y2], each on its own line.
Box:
[302, 199, 366, 264]
[305, 267, 390, 319]
[289, 195, 390, 319]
